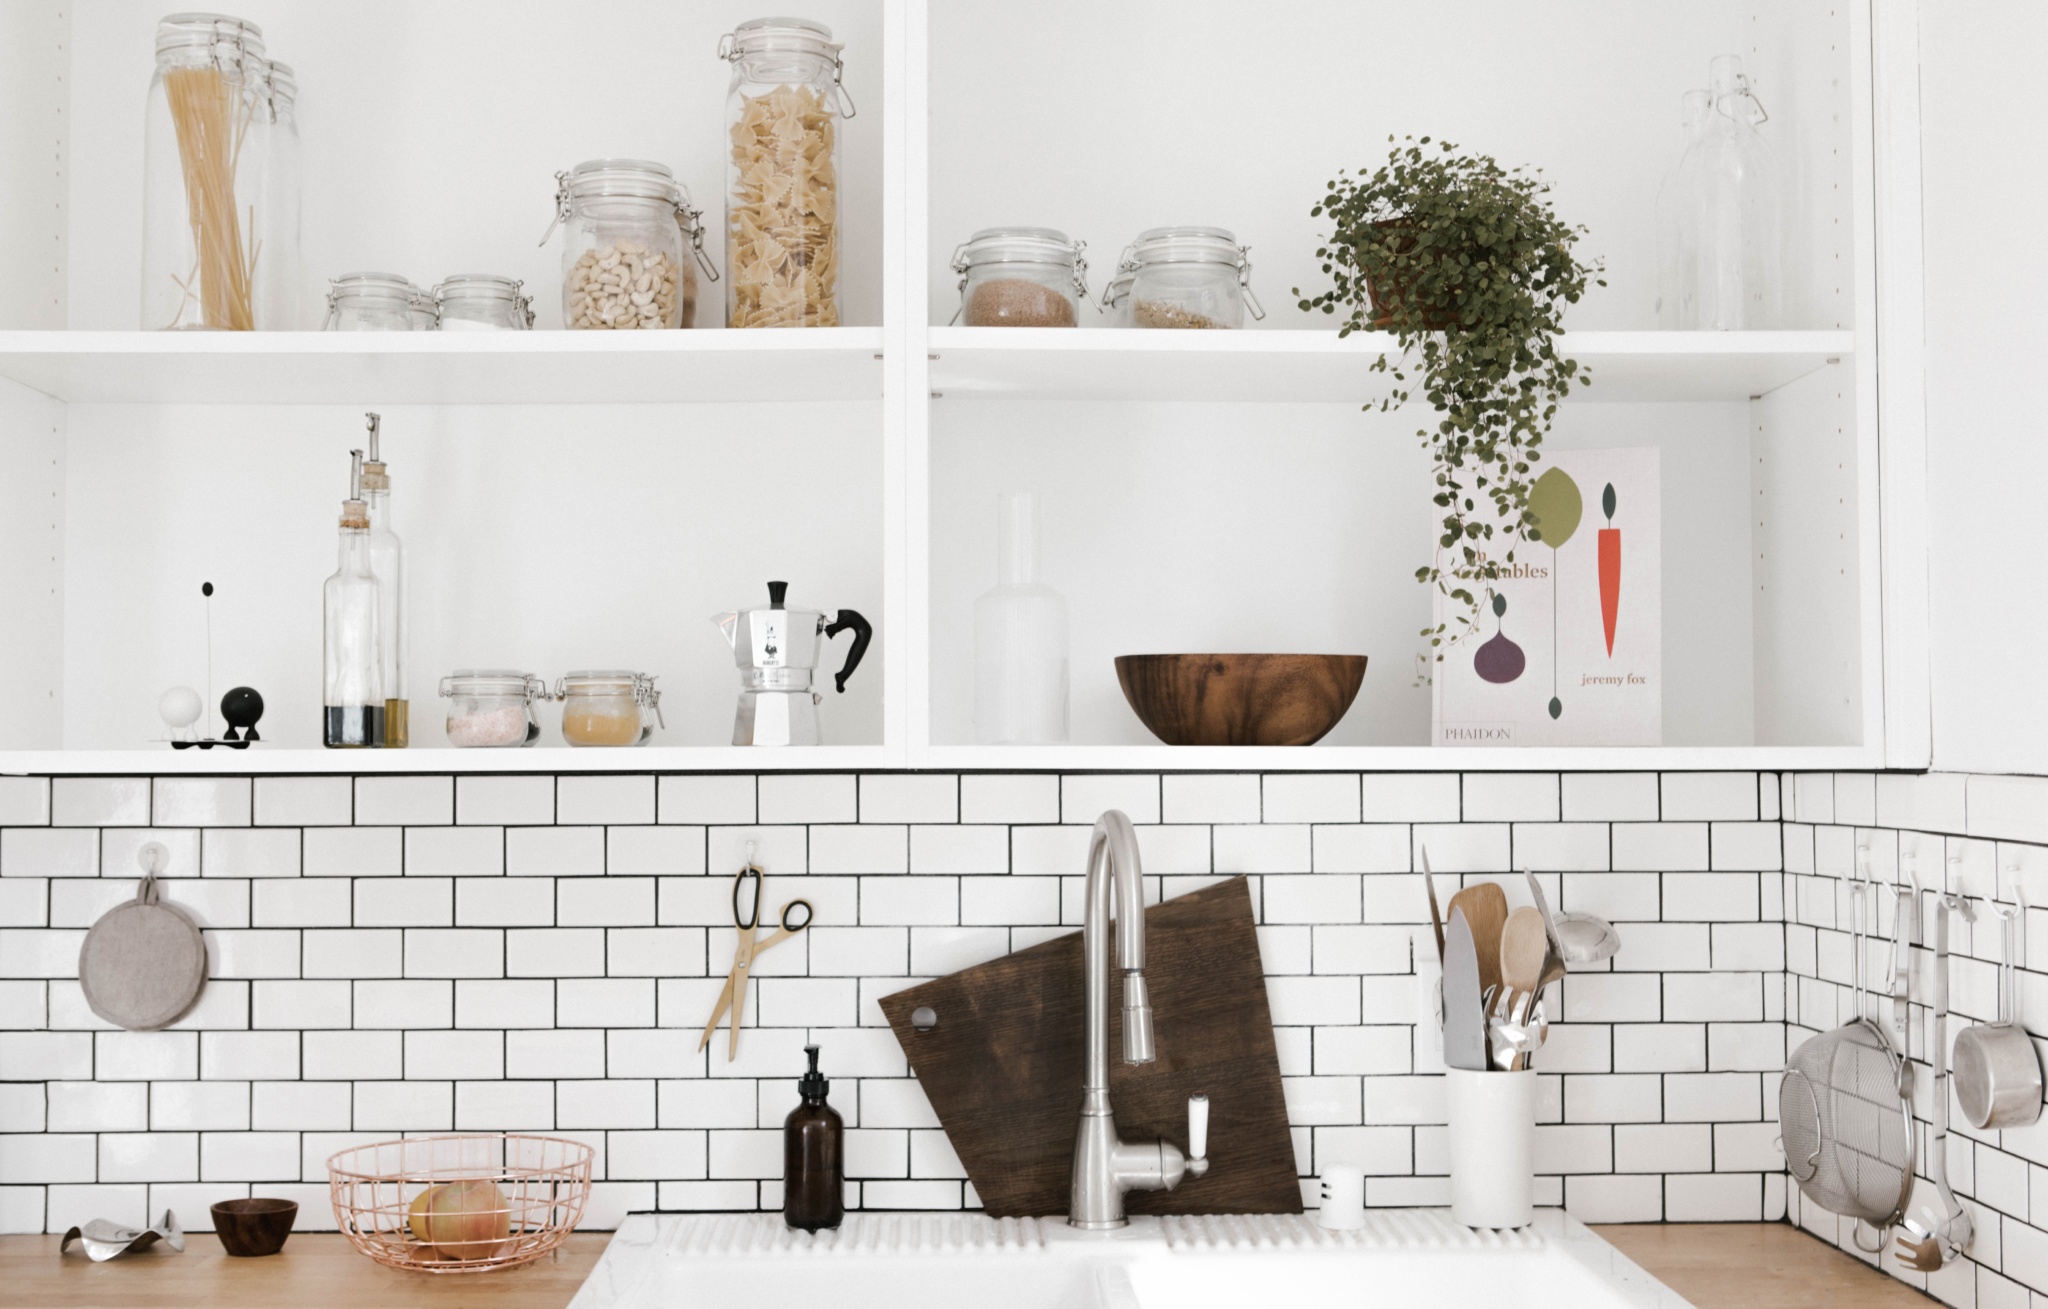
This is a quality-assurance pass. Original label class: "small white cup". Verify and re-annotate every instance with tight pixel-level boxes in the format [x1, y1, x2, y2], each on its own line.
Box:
[1316, 1162, 1366, 1230]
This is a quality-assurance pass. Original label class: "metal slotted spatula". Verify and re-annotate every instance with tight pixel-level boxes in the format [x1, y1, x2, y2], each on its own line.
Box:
[1777, 859, 1916, 1253]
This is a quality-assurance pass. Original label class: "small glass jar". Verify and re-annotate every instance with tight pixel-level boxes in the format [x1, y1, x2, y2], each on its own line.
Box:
[324, 272, 418, 331]
[720, 18, 855, 328]
[439, 670, 545, 748]
[545, 159, 711, 330]
[142, 13, 267, 330]
[951, 228, 1087, 327]
[434, 275, 534, 331]
[556, 671, 662, 747]
[1105, 227, 1265, 329]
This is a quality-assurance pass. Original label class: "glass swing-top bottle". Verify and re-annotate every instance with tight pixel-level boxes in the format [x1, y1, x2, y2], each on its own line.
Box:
[1677, 54, 1781, 330]
[360, 414, 407, 747]
[323, 450, 384, 748]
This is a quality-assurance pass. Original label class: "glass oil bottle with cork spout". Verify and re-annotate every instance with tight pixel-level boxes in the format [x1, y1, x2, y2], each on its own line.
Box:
[361, 414, 407, 747]
[323, 450, 384, 747]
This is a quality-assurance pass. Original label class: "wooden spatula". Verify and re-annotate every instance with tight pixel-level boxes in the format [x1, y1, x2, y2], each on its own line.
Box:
[1445, 881, 1509, 998]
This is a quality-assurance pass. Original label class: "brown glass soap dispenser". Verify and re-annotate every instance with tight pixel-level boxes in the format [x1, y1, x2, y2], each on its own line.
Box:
[784, 1044, 844, 1231]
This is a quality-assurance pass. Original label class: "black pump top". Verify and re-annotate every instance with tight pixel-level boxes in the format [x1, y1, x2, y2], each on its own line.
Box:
[768, 581, 788, 610]
[799, 1044, 829, 1098]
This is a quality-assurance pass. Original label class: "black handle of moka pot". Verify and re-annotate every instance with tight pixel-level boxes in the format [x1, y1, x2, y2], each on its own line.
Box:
[825, 610, 872, 693]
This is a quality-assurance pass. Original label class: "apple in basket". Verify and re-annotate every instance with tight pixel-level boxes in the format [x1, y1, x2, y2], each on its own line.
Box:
[407, 1180, 512, 1260]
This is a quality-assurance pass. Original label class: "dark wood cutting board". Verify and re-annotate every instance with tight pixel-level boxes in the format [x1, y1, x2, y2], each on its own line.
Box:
[879, 876, 1300, 1217]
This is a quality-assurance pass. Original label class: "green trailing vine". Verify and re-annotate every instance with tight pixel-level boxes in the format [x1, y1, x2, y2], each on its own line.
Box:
[1296, 136, 1604, 662]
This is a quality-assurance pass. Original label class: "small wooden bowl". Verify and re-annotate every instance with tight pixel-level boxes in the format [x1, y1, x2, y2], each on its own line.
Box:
[1115, 654, 1368, 746]
[212, 1198, 297, 1257]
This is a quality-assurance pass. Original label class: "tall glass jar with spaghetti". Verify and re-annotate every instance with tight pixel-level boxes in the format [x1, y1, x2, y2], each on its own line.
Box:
[142, 13, 269, 331]
[719, 19, 854, 328]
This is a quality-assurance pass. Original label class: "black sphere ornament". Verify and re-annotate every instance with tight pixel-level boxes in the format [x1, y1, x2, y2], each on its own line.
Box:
[220, 687, 264, 745]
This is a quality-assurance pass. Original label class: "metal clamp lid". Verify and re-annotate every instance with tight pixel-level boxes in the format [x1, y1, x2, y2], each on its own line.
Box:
[718, 19, 856, 119]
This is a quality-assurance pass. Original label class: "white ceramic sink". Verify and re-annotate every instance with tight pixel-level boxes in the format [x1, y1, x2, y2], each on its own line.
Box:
[569, 1210, 1693, 1309]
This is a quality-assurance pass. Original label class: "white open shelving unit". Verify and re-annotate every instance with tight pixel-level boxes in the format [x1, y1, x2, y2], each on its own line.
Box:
[0, 0, 1926, 775]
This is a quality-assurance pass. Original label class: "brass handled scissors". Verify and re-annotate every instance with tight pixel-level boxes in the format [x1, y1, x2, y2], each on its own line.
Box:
[699, 863, 813, 1060]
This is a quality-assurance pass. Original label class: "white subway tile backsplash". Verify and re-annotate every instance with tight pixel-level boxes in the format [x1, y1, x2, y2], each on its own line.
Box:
[508, 826, 606, 877]
[1162, 774, 1260, 824]
[0, 777, 52, 825]
[52, 779, 150, 828]
[1561, 774, 1660, 822]
[354, 777, 453, 827]
[958, 774, 1058, 825]
[1463, 774, 1559, 822]
[254, 778, 351, 827]
[759, 775, 857, 825]
[859, 775, 957, 825]
[1, 829, 98, 878]
[6, 764, 2023, 1256]
[608, 826, 705, 876]
[455, 775, 555, 826]
[304, 827, 402, 878]
[1061, 775, 1159, 825]
[153, 778, 252, 828]
[1263, 774, 1360, 824]
[406, 826, 503, 876]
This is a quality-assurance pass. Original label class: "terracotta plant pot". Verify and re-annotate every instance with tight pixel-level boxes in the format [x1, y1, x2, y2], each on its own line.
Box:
[212, 1198, 297, 1257]
[1115, 654, 1368, 746]
[1361, 218, 1462, 330]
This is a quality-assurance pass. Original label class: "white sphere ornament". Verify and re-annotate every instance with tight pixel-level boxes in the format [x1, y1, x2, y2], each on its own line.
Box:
[159, 686, 202, 741]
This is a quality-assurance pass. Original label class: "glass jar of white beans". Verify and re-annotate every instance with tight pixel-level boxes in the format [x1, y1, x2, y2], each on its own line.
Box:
[544, 159, 715, 329]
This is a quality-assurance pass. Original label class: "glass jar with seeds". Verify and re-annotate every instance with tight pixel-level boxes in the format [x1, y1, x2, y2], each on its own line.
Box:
[434, 275, 534, 331]
[142, 13, 269, 331]
[1105, 227, 1266, 330]
[951, 228, 1088, 328]
[720, 18, 855, 329]
[324, 273, 421, 331]
[544, 159, 713, 330]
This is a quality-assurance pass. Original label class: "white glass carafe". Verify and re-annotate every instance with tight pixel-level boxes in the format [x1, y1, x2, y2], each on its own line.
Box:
[323, 451, 383, 748]
[1680, 54, 1781, 330]
[361, 414, 406, 747]
[973, 492, 1069, 744]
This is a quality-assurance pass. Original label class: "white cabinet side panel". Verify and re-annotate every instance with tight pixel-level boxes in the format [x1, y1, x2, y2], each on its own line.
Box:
[0, 3, 69, 329]
[0, 377, 65, 748]
[1752, 365, 1862, 746]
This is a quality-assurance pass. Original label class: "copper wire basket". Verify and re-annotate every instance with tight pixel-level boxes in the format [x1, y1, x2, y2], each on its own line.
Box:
[327, 1133, 593, 1273]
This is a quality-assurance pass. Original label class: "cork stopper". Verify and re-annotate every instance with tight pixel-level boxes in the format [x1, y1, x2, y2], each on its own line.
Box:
[341, 449, 370, 530]
[360, 413, 389, 492]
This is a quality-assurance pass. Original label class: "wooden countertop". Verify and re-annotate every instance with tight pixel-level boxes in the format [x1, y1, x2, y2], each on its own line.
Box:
[0, 1222, 1933, 1308]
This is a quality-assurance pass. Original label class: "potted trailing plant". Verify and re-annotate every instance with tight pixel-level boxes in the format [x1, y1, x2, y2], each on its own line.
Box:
[1297, 136, 1603, 660]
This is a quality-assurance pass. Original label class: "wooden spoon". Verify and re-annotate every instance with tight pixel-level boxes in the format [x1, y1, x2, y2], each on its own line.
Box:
[1499, 908, 1551, 1070]
[1446, 882, 1509, 998]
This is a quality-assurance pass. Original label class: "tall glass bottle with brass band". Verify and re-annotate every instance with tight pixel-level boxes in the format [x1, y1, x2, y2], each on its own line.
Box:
[323, 451, 383, 748]
[362, 414, 407, 746]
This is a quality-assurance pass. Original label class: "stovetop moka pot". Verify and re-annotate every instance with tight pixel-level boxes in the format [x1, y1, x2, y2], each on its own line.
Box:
[713, 581, 872, 746]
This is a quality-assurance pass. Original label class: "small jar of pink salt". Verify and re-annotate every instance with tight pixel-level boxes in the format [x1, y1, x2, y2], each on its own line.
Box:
[438, 670, 545, 748]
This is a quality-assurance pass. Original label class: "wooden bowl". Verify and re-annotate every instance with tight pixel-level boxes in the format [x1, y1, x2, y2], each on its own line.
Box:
[212, 1198, 297, 1257]
[1115, 654, 1368, 746]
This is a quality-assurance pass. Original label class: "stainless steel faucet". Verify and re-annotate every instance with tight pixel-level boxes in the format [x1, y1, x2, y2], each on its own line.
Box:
[1070, 809, 1210, 1229]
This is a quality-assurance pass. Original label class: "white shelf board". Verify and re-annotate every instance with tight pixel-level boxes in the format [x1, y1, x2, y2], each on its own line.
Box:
[915, 744, 1879, 773]
[926, 329, 1855, 404]
[0, 745, 899, 776]
[0, 329, 886, 405]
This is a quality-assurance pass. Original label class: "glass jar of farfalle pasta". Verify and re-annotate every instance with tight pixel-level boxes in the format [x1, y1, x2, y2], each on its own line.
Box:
[719, 18, 855, 329]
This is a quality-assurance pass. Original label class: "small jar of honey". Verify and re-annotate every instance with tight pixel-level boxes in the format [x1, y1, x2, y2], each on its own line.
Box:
[555, 671, 662, 747]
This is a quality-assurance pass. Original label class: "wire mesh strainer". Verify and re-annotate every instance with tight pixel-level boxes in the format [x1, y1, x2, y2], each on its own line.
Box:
[1778, 868, 1914, 1250]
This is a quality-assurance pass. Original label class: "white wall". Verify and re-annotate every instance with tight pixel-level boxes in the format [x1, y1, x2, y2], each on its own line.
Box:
[1920, 2, 2048, 775]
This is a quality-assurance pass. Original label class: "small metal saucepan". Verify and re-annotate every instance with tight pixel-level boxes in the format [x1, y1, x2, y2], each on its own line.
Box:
[1953, 897, 2043, 1130]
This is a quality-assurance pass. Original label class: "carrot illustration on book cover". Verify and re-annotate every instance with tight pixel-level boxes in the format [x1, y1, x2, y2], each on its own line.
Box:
[1598, 483, 1621, 656]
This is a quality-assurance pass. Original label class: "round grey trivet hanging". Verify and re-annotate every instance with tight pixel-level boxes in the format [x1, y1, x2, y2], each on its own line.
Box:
[78, 841, 206, 1030]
